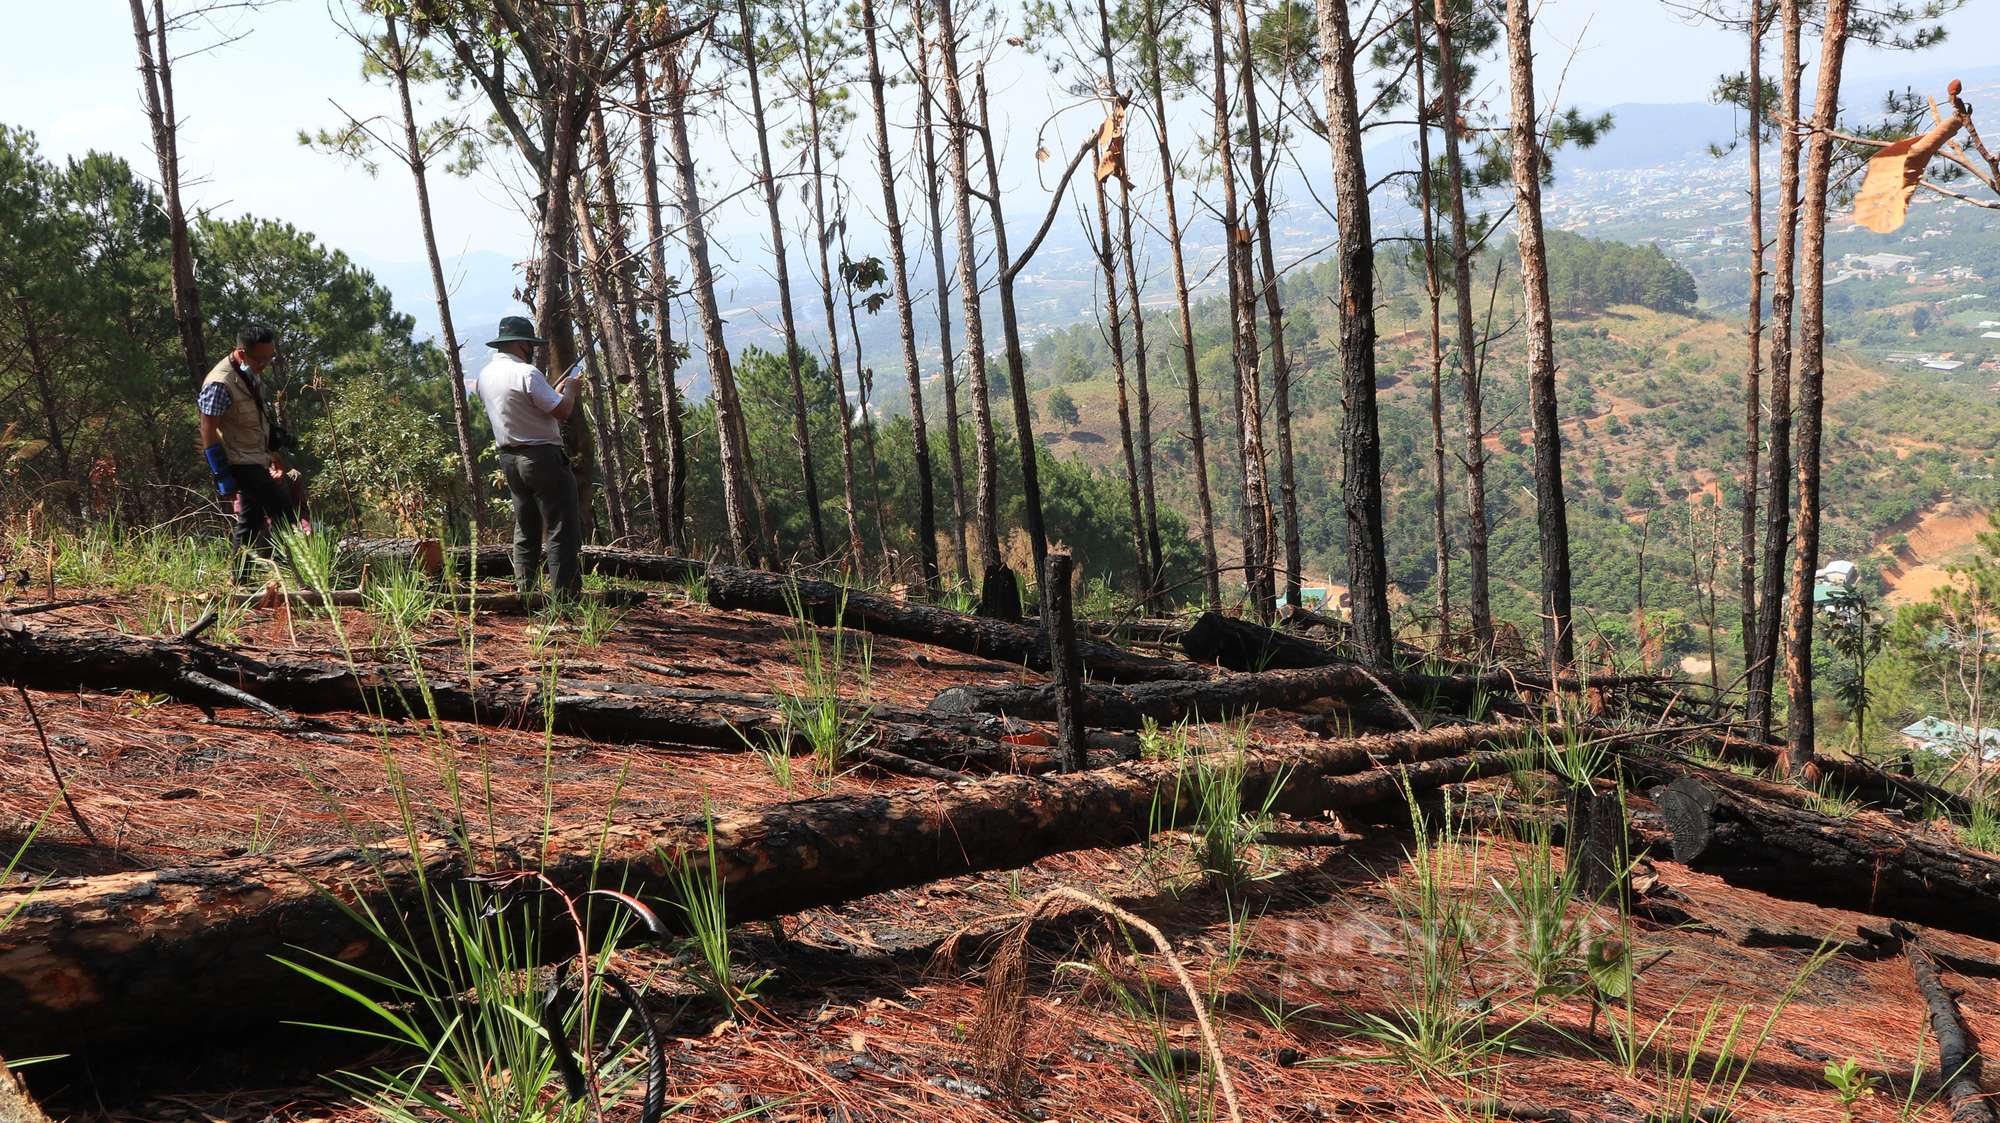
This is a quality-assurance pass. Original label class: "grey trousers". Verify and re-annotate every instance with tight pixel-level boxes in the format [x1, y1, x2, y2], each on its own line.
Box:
[497, 444, 582, 598]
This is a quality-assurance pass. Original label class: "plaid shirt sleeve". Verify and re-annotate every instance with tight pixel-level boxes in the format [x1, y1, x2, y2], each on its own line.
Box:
[197, 381, 232, 417]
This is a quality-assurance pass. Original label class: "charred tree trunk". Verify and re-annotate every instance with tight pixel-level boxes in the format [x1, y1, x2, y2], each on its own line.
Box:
[1044, 551, 1087, 772]
[705, 565, 1200, 681]
[1784, 0, 1849, 771]
[914, 11, 972, 586]
[662, 45, 761, 567]
[975, 71, 1054, 579]
[1437, 0, 1492, 659]
[1902, 930, 1996, 1123]
[1739, 3, 1767, 685]
[587, 101, 670, 545]
[740, 0, 830, 562]
[1653, 767, 2000, 942]
[1748, 0, 1801, 737]
[1144, 0, 1220, 608]
[1504, 0, 1573, 672]
[384, 14, 483, 535]
[569, 277, 631, 542]
[1, 725, 1523, 1057]
[1211, 0, 1274, 622]
[128, 0, 206, 388]
[1319, 0, 1392, 664]
[1234, 0, 1300, 608]
[862, 0, 939, 597]
[931, 0, 1004, 582]
[633, 47, 686, 552]
[1410, 0, 1450, 635]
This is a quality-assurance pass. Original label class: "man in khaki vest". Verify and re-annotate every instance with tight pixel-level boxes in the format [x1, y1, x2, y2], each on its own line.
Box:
[198, 322, 299, 555]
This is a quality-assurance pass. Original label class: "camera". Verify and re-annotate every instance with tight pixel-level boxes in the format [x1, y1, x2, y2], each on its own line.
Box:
[269, 422, 300, 452]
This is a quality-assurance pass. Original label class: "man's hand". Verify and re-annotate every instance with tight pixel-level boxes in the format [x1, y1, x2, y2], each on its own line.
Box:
[270, 454, 284, 472]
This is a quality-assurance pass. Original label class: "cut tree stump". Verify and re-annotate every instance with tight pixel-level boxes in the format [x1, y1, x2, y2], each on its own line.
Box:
[703, 565, 1202, 683]
[930, 663, 1657, 727]
[0, 723, 1530, 1056]
[1650, 766, 2000, 941]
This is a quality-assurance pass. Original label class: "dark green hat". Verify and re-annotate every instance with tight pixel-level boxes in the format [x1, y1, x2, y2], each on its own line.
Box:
[487, 315, 548, 348]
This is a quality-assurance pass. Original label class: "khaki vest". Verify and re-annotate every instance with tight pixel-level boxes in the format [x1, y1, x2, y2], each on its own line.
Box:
[201, 355, 271, 466]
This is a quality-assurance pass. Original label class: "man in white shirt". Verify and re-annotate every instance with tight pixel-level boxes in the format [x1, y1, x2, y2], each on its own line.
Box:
[474, 316, 587, 598]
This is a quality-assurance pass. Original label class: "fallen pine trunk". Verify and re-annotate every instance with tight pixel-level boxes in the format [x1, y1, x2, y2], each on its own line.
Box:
[1681, 730, 1977, 820]
[1181, 612, 1340, 671]
[0, 723, 1532, 1055]
[1900, 924, 1996, 1123]
[1650, 765, 2000, 941]
[341, 538, 708, 585]
[704, 565, 1203, 684]
[929, 663, 1657, 728]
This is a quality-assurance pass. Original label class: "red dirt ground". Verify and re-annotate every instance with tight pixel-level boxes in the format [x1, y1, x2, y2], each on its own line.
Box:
[3, 587, 1994, 1123]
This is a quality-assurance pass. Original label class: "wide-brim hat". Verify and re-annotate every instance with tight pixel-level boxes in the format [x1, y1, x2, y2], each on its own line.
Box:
[487, 315, 549, 348]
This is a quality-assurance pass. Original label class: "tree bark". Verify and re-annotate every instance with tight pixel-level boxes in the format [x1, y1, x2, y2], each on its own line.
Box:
[1748, 0, 1801, 737]
[586, 100, 670, 546]
[1410, 0, 1450, 635]
[384, 14, 483, 536]
[931, 666, 1636, 727]
[1784, 0, 1849, 771]
[632, 47, 686, 552]
[931, 0, 1004, 581]
[570, 280, 631, 542]
[1653, 768, 2000, 943]
[740, 0, 830, 562]
[661, 43, 761, 567]
[704, 565, 1202, 682]
[974, 71, 1054, 580]
[1437, 0, 1492, 659]
[1319, 0, 1392, 663]
[1, 726, 1522, 1057]
[1902, 929, 1997, 1123]
[1044, 552, 1087, 771]
[1085, 88, 1150, 601]
[1211, 0, 1273, 622]
[1739, 3, 1766, 691]
[127, 0, 206, 389]
[862, 0, 939, 597]
[913, 9, 972, 586]
[1234, 0, 1300, 609]
[1504, 0, 1574, 672]
[1143, 0, 1220, 608]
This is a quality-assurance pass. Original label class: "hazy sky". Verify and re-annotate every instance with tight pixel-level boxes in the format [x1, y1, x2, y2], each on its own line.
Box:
[7, 0, 1989, 273]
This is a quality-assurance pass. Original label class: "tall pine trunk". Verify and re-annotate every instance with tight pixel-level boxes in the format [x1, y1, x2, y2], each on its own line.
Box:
[1749, 0, 1802, 736]
[1211, 0, 1274, 622]
[1084, 86, 1149, 597]
[127, 0, 206, 388]
[1740, 2, 1767, 690]
[663, 45, 761, 566]
[383, 14, 482, 535]
[1784, 0, 1851, 770]
[586, 102, 669, 545]
[1410, 0, 1450, 635]
[1437, 0, 1491, 658]
[913, 11, 971, 585]
[975, 69, 1053, 580]
[1143, 0, 1220, 607]
[570, 280, 631, 542]
[633, 47, 686, 552]
[932, 0, 1006, 587]
[1234, 0, 1300, 608]
[1319, 0, 1393, 664]
[1504, 0, 1574, 672]
[739, 1, 830, 561]
[862, 0, 939, 596]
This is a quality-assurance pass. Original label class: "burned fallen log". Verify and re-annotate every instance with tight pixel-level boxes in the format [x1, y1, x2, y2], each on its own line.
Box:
[1181, 612, 1341, 671]
[0, 625, 1012, 770]
[341, 538, 708, 585]
[0, 723, 1532, 1055]
[704, 565, 1203, 684]
[1650, 766, 2000, 941]
[930, 661, 1657, 728]
[1900, 924, 1996, 1123]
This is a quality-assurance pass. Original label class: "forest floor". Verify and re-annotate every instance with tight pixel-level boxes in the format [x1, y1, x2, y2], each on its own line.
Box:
[4, 582, 1996, 1123]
